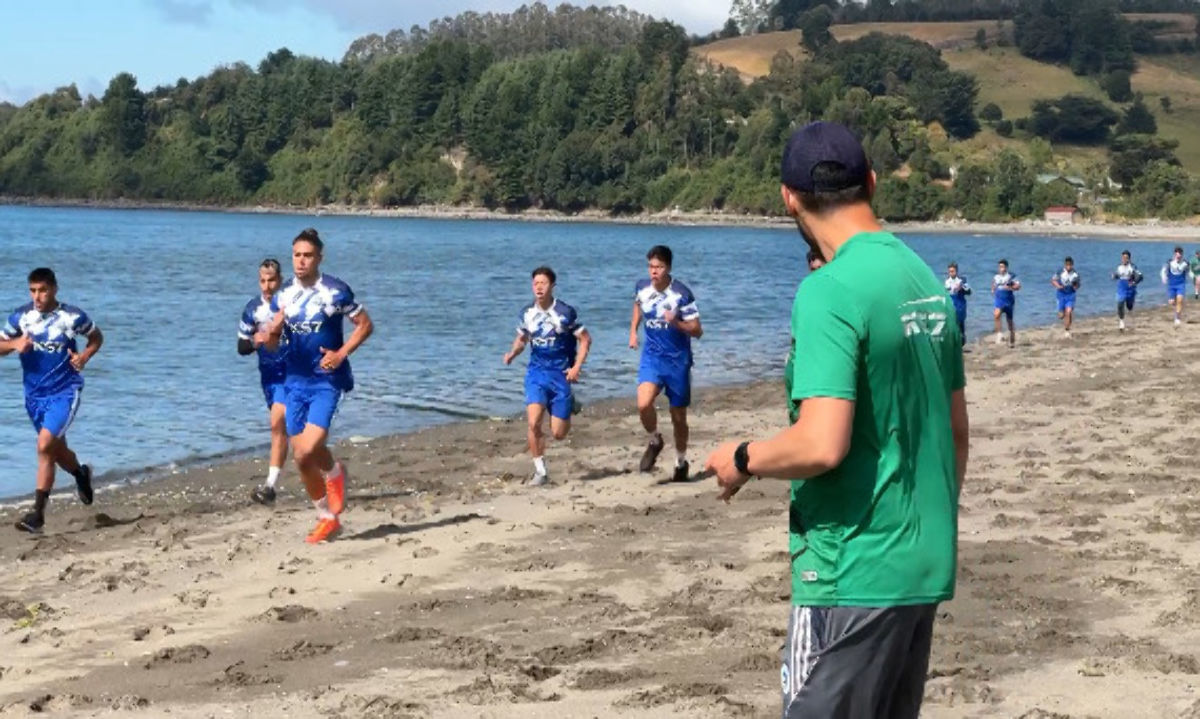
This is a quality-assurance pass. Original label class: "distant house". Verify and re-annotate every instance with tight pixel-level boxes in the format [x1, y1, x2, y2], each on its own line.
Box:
[1044, 205, 1082, 224]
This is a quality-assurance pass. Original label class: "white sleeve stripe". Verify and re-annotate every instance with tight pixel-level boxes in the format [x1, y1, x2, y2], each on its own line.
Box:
[346, 304, 364, 317]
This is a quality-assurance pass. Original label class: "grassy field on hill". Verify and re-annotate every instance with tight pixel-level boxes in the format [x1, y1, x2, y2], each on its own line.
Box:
[695, 17, 1200, 172]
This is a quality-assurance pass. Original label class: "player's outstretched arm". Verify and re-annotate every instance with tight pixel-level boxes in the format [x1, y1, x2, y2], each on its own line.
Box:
[71, 327, 104, 371]
[628, 302, 641, 349]
[0, 334, 30, 356]
[565, 328, 591, 381]
[341, 309, 373, 358]
[674, 316, 703, 339]
[503, 332, 529, 365]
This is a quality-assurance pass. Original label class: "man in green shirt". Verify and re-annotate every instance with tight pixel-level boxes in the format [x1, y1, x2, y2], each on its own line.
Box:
[1189, 249, 1200, 300]
[705, 121, 969, 719]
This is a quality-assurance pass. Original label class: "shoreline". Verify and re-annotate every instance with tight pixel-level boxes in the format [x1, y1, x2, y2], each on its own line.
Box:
[5, 194, 1200, 239]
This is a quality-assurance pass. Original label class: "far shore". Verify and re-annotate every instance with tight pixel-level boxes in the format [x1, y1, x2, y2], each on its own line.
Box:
[5, 194, 1200, 240]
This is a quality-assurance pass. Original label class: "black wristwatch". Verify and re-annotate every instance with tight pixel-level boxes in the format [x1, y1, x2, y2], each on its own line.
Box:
[734, 441, 752, 476]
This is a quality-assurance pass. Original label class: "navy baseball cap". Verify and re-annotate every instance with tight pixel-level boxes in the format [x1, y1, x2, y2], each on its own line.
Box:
[780, 122, 870, 193]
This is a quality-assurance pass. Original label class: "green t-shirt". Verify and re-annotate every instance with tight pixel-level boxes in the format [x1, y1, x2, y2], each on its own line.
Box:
[787, 231, 965, 607]
[1189, 257, 1200, 275]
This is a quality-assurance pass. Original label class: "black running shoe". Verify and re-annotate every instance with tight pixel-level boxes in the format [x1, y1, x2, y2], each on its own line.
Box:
[251, 484, 277, 505]
[639, 434, 664, 472]
[75, 464, 94, 506]
[672, 461, 690, 483]
[15, 512, 44, 534]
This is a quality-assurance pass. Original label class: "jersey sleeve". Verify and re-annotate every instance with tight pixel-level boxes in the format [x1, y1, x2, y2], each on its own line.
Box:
[71, 308, 95, 337]
[565, 304, 585, 336]
[962, 279, 971, 295]
[790, 276, 864, 402]
[516, 307, 530, 337]
[331, 281, 362, 317]
[677, 283, 699, 320]
[0, 310, 21, 340]
[238, 302, 255, 340]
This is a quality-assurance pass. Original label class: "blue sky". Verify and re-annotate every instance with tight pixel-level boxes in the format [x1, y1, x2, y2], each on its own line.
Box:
[0, 0, 729, 105]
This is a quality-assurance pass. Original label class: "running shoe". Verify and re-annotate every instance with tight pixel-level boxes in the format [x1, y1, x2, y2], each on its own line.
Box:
[529, 472, 550, 487]
[672, 461, 690, 483]
[75, 464, 94, 506]
[1119, 319, 1126, 331]
[15, 512, 44, 534]
[305, 517, 341, 544]
[639, 433, 664, 472]
[251, 484, 277, 505]
[325, 463, 346, 515]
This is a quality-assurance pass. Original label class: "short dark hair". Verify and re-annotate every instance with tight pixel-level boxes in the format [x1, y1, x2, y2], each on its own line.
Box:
[796, 163, 871, 214]
[531, 266, 556, 285]
[27, 268, 56, 286]
[948, 262, 958, 270]
[647, 245, 673, 266]
[998, 258, 1009, 267]
[1175, 245, 1184, 254]
[1122, 250, 1131, 258]
[1064, 256, 1073, 264]
[294, 228, 323, 251]
[260, 258, 282, 277]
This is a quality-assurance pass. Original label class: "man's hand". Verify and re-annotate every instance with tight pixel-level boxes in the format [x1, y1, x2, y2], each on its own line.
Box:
[12, 335, 32, 354]
[662, 309, 678, 324]
[705, 441, 751, 503]
[68, 349, 87, 371]
[565, 365, 581, 382]
[318, 347, 345, 371]
[503, 351, 515, 365]
[628, 331, 638, 350]
[267, 309, 286, 336]
[252, 331, 270, 348]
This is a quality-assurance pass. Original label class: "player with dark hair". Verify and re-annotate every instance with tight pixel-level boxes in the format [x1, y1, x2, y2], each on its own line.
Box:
[944, 262, 971, 345]
[1051, 256, 1081, 339]
[239, 258, 289, 504]
[0, 268, 104, 533]
[1163, 246, 1188, 327]
[1113, 250, 1142, 331]
[630, 244, 703, 481]
[991, 259, 1021, 346]
[503, 266, 591, 485]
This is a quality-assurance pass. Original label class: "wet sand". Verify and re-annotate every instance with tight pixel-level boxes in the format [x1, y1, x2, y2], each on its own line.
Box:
[1, 307, 1200, 717]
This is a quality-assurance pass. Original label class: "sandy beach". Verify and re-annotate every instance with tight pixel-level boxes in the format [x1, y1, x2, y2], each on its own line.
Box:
[6, 195, 1200, 239]
[1, 306, 1200, 717]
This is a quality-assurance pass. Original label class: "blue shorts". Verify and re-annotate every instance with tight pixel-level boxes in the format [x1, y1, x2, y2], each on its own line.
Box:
[994, 303, 1014, 319]
[261, 381, 287, 410]
[284, 385, 341, 436]
[638, 359, 691, 409]
[1056, 293, 1076, 312]
[525, 368, 573, 421]
[1169, 282, 1186, 300]
[26, 389, 82, 438]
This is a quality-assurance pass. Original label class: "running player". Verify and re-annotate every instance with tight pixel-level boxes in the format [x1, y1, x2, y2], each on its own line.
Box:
[629, 245, 703, 482]
[991, 259, 1021, 346]
[945, 262, 971, 345]
[1190, 249, 1200, 300]
[0, 268, 103, 533]
[1113, 250, 1143, 331]
[266, 229, 373, 544]
[1051, 256, 1081, 338]
[503, 267, 591, 486]
[1162, 246, 1188, 327]
[238, 258, 288, 505]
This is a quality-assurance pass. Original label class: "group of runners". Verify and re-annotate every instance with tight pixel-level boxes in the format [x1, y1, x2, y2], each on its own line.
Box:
[942, 247, 1200, 345]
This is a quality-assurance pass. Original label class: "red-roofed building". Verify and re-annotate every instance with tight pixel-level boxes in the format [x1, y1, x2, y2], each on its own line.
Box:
[1044, 206, 1082, 224]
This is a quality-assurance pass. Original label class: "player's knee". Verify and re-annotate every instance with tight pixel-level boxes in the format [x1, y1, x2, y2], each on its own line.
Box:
[36, 434, 58, 456]
[551, 423, 569, 440]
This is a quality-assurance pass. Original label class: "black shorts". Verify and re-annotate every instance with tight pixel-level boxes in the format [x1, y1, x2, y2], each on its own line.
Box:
[781, 604, 938, 719]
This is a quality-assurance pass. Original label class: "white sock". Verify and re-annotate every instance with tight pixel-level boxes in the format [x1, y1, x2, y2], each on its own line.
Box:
[533, 456, 547, 476]
[313, 496, 334, 520]
[323, 461, 343, 481]
[676, 451, 687, 467]
[266, 466, 280, 488]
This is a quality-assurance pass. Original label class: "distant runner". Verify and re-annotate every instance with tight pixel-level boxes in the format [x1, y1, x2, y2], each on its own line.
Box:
[629, 245, 703, 482]
[266, 229, 373, 544]
[1162, 246, 1188, 327]
[1190, 250, 1200, 300]
[0, 268, 103, 533]
[1112, 250, 1142, 332]
[503, 266, 591, 486]
[238, 258, 288, 505]
[991, 259, 1021, 346]
[1051, 256, 1081, 339]
[945, 262, 971, 345]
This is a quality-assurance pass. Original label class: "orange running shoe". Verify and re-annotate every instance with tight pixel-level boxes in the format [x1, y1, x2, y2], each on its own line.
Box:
[305, 517, 341, 544]
[325, 462, 346, 515]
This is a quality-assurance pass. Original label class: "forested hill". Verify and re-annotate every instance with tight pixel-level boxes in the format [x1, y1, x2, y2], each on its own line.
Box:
[3, 0, 1200, 222]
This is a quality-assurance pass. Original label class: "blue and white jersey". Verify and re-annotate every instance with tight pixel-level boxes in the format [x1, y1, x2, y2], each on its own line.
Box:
[1, 302, 96, 398]
[1053, 268, 1080, 295]
[277, 274, 362, 392]
[635, 277, 699, 365]
[1164, 258, 1189, 284]
[1114, 262, 1141, 296]
[993, 272, 1018, 306]
[239, 295, 287, 385]
[944, 276, 970, 313]
[517, 299, 584, 372]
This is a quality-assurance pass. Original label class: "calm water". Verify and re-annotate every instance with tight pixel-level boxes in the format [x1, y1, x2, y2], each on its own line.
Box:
[0, 206, 1187, 498]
